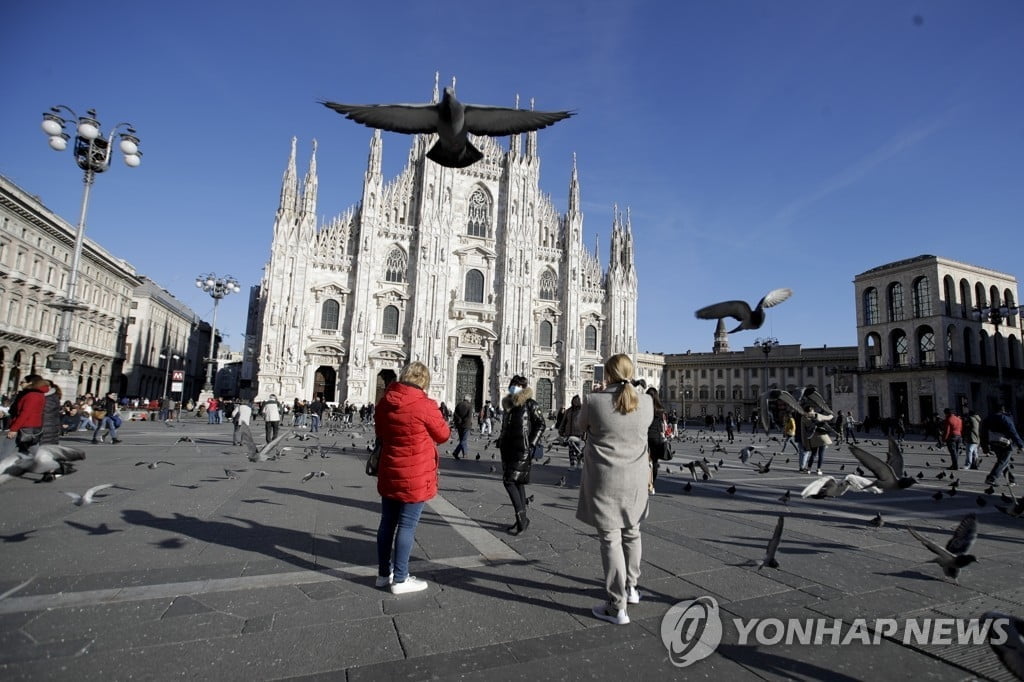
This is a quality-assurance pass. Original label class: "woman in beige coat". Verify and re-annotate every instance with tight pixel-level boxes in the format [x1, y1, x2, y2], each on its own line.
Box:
[576, 354, 654, 625]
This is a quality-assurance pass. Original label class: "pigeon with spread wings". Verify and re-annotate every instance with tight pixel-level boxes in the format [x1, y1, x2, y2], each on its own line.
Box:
[321, 85, 574, 168]
[695, 288, 792, 334]
[848, 443, 916, 491]
[908, 514, 978, 583]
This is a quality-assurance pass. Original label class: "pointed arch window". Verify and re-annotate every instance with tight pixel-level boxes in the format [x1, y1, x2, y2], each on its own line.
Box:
[584, 325, 598, 351]
[467, 188, 492, 238]
[912, 277, 932, 317]
[320, 300, 340, 330]
[539, 269, 557, 301]
[465, 269, 484, 303]
[382, 305, 399, 336]
[539, 320, 553, 348]
[385, 248, 407, 283]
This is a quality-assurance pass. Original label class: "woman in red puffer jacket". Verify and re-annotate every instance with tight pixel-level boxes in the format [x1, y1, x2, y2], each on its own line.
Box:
[374, 361, 450, 595]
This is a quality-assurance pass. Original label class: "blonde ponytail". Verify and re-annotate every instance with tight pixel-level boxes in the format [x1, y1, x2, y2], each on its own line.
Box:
[604, 354, 640, 414]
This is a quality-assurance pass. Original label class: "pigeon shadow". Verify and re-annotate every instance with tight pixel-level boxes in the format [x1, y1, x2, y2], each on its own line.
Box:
[716, 644, 861, 682]
[875, 569, 942, 582]
[121, 509, 378, 570]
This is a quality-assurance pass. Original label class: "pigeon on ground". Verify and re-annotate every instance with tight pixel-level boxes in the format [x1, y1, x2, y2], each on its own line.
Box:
[63, 483, 115, 506]
[695, 288, 793, 333]
[868, 513, 884, 527]
[683, 481, 693, 493]
[996, 486, 1024, 517]
[908, 514, 978, 583]
[135, 461, 175, 469]
[224, 468, 246, 479]
[175, 436, 194, 444]
[757, 516, 784, 570]
[556, 476, 566, 487]
[0, 444, 86, 483]
[980, 611, 1024, 680]
[778, 490, 790, 505]
[738, 446, 758, 464]
[290, 432, 320, 442]
[801, 474, 881, 499]
[321, 83, 575, 168]
[301, 471, 334, 490]
[726, 485, 737, 495]
[848, 444, 916, 492]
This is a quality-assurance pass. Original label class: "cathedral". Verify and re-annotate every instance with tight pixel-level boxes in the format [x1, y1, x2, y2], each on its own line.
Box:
[252, 85, 639, 414]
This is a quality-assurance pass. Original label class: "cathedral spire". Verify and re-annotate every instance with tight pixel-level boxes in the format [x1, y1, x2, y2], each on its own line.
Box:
[300, 139, 318, 221]
[568, 152, 580, 216]
[278, 137, 299, 217]
[526, 97, 538, 160]
[367, 129, 383, 178]
[509, 93, 521, 158]
[432, 71, 440, 103]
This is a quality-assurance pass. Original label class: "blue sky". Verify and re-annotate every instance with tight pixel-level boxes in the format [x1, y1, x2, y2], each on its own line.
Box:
[3, 1, 1023, 356]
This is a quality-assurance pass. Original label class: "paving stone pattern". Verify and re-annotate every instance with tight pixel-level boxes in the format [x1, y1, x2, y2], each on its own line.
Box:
[0, 416, 1020, 680]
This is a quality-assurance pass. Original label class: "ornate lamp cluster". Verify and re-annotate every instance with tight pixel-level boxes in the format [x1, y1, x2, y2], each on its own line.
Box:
[196, 274, 241, 392]
[41, 106, 141, 374]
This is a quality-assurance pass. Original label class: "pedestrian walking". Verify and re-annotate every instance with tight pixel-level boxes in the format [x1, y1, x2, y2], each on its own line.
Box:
[497, 376, 546, 535]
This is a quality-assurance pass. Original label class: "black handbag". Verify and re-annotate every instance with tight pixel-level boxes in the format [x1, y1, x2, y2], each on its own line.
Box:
[366, 439, 382, 476]
[662, 439, 674, 461]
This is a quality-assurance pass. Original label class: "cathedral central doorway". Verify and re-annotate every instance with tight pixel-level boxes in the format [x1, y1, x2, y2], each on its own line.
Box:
[375, 369, 397, 403]
[456, 356, 483, 410]
[314, 366, 337, 402]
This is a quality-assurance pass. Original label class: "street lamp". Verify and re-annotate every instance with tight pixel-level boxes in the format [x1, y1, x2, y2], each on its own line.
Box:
[754, 337, 780, 395]
[196, 274, 241, 393]
[160, 352, 181, 402]
[41, 106, 141, 380]
[973, 304, 1023, 404]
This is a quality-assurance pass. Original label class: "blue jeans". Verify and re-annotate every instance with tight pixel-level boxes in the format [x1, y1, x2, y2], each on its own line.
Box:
[452, 428, 470, 459]
[946, 436, 962, 468]
[208, 410, 217, 424]
[988, 444, 1014, 482]
[377, 497, 425, 582]
[310, 414, 321, 432]
[801, 446, 825, 471]
[94, 416, 118, 441]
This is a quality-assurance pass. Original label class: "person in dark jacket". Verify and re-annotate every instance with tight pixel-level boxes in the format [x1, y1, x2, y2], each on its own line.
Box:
[39, 381, 63, 446]
[91, 391, 122, 444]
[451, 395, 474, 460]
[375, 362, 451, 595]
[497, 375, 546, 535]
[646, 387, 667, 493]
[981, 404, 1024, 485]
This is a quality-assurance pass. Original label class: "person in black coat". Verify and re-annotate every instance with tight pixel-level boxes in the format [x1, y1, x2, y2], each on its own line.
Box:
[498, 375, 546, 535]
[451, 396, 474, 460]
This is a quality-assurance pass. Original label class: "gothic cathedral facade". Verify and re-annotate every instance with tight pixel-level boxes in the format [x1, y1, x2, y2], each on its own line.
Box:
[253, 106, 638, 414]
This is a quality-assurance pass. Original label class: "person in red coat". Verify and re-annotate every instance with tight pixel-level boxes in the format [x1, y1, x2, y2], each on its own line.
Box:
[6, 376, 48, 454]
[374, 361, 450, 595]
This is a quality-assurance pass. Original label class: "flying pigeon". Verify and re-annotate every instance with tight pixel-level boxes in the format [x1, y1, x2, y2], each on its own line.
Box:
[908, 514, 978, 583]
[848, 444, 916, 492]
[321, 84, 575, 168]
[695, 288, 793, 333]
[135, 461, 175, 469]
[241, 426, 290, 462]
[63, 483, 115, 506]
[980, 611, 1024, 679]
[753, 456, 774, 474]
[757, 516, 784, 570]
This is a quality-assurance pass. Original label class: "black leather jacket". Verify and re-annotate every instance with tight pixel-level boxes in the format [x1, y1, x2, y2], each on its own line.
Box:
[498, 388, 546, 484]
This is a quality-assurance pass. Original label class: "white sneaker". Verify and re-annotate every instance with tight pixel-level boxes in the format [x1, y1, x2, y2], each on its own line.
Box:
[391, 576, 428, 595]
[816, 469, 823, 475]
[627, 587, 641, 605]
[375, 573, 393, 588]
[592, 604, 629, 625]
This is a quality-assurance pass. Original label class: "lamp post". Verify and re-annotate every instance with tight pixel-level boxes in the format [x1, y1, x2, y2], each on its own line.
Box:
[40, 107, 141, 387]
[196, 274, 240, 395]
[160, 352, 181, 402]
[755, 337, 779, 431]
